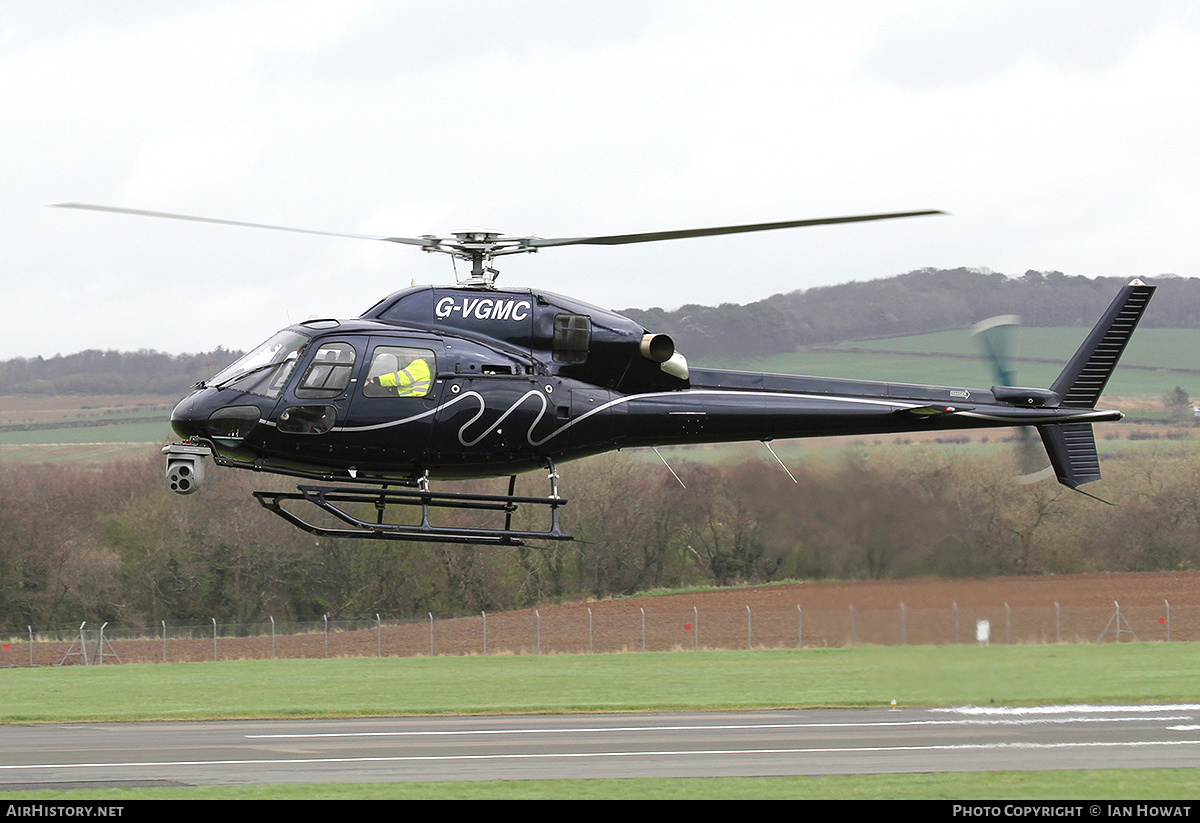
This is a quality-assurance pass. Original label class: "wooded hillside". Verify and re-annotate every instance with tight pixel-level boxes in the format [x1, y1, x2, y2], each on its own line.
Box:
[623, 268, 1200, 360]
[0, 348, 240, 396]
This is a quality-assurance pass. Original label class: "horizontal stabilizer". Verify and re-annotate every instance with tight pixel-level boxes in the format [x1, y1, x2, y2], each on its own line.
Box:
[1051, 280, 1155, 408]
[898, 404, 967, 416]
[1038, 423, 1101, 488]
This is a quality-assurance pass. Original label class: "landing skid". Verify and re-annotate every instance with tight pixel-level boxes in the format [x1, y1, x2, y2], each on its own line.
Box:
[252, 472, 571, 546]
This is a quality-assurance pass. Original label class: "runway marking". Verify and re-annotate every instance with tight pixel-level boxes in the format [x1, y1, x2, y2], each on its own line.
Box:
[243, 715, 1197, 739]
[933, 704, 1200, 715]
[4, 739, 1200, 773]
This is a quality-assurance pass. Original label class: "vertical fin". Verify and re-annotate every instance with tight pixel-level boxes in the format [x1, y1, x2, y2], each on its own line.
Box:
[1036, 280, 1155, 489]
[1037, 423, 1101, 488]
[1050, 280, 1155, 408]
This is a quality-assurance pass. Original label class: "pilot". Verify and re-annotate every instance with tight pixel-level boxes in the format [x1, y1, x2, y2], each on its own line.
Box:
[366, 351, 431, 397]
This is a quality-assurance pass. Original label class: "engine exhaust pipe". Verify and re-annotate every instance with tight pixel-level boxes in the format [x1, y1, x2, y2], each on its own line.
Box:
[640, 333, 675, 363]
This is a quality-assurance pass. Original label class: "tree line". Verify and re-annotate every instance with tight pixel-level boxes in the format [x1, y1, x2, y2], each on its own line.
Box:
[3, 442, 1197, 631]
[0, 348, 241, 396]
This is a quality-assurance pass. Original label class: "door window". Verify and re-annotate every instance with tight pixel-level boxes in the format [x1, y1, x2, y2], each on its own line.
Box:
[363, 346, 436, 398]
[295, 342, 357, 398]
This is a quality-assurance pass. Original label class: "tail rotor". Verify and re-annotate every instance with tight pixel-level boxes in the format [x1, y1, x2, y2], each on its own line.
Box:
[971, 315, 1053, 483]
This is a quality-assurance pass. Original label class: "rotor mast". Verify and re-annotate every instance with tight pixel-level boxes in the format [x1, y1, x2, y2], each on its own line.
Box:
[429, 228, 532, 288]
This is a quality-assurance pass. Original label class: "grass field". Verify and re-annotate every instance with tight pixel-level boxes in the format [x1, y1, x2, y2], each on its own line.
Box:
[5, 770, 1199, 800]
[0, 420, 170, 446]
[4, 645, 1198, 722]
[0, 393, 174, 459]
[4, 645, 1200, 799]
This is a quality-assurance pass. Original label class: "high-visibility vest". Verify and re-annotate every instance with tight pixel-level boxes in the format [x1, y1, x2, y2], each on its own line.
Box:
[378, 358, 431, 397]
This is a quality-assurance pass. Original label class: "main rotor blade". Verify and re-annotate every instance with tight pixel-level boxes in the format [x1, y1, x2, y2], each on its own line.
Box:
[527, 210, 946, 248]
[51, 203, 431, 247]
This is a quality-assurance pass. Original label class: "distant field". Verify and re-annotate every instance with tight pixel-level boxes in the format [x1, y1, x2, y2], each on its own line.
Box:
[0, 420, 171, 446]
[0, 442, 162, 465]
[0, 394, 175, 426]
[705, 328, 1200, 399]
[0, 394, 174, 460]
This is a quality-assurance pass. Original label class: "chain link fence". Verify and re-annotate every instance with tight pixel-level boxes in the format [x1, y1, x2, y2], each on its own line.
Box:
[2, 599, 1192, 667]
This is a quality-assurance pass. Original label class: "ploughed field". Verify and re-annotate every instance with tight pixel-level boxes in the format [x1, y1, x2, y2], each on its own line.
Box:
[14, 571, 1197, 666]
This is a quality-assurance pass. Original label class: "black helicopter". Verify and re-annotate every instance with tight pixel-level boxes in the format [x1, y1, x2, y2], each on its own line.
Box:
[56, 204, 1155, 545]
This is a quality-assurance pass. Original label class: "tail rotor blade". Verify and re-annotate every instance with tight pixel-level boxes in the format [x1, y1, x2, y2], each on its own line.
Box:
[971, 314, 1021, 387]
[1013, 426, 1054, 484]
[973, 315, 1053, 483]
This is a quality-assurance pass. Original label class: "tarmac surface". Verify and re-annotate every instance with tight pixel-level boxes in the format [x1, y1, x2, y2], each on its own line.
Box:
[4, 705, 1200, 788]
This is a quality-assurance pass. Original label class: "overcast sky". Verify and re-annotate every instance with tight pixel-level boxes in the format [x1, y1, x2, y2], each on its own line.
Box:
[4, 1, 1199, 359]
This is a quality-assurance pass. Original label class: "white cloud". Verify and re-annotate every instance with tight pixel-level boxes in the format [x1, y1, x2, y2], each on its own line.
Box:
[3, 0, 1200, 358]
[121, 130, 262, 203]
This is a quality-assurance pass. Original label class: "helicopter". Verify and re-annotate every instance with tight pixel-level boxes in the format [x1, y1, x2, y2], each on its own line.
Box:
[55, 203, 1155, 545]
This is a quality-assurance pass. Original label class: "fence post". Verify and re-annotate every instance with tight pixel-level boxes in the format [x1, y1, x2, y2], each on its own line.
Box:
[588, 607, 593, 654]
[640, 608, 645, 652]
[900, 602, 907, 645]
[270, 616, 276, 660]
[693, 606, 698, 650]
[28, 626, 33, 667]
[1004, 603, 1011, 644]
[747, 605, 752, 650]
[324, 614, 329, 659]
[212, 618, 217, 662]
[849, 605, 856, 645]
[1054, 602, 1060, 644]
[953, 602, 959, 644]
[536, 610, 540, 654]
[482, 611, 487, 655]
[376, 613, 381, 658]
[797, 605, 802, 649]
[161, 621, 166, 664]
[1096, 600, 1138, 643]
[429, 613, 434, 657]
[1165, 599, 1171, 642]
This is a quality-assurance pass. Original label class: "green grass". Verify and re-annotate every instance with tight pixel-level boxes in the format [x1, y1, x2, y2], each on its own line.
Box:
[6, 770, 1200, 800]
[3, 644, 1198, 723]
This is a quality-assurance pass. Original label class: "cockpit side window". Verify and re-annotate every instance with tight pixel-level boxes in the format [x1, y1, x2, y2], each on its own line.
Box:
[363, 346, 436, 398]
[295, 342, 357, 398]
[553, 313, 591, 364]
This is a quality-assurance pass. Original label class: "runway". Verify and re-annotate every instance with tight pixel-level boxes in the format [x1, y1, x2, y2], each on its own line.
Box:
[3, 705, 1200, 789]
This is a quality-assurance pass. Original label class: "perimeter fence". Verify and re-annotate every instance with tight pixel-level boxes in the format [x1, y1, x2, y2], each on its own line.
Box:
[2, 598, 1194, 667]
